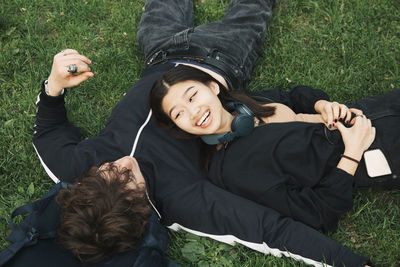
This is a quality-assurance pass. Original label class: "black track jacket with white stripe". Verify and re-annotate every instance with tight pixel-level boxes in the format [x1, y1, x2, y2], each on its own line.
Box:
[33, 62, 370, 267]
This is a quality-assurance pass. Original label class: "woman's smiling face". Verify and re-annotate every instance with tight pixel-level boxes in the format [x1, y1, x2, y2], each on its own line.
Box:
[161, 80, 233, 135]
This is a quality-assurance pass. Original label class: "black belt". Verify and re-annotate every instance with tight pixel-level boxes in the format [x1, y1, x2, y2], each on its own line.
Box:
[145, 46, 241, 90]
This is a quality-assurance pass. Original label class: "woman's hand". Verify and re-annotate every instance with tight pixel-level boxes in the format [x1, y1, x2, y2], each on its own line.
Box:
[335, 114, 375, 175]
[47, 49, 94, 96]
[336, 114, 376, 161]
[314, 100, 353, 129]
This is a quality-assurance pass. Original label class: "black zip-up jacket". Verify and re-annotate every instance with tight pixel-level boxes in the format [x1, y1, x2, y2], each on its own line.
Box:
[33, 62, 370, 266]
[209, 121, 353, 233]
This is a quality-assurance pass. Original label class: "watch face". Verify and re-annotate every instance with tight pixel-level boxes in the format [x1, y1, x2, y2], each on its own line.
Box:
[44, 80, 64, 96]
[44, 80, 50, 95]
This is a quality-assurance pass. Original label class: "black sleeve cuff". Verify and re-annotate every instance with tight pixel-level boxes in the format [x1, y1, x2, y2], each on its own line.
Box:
[40, 80, 66, 107]
[290, 86, 330, 114]
[35, 81, 68, 124]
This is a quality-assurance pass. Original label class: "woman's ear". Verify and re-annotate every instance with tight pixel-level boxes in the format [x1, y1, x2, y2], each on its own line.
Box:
[208, 81, 220, 95]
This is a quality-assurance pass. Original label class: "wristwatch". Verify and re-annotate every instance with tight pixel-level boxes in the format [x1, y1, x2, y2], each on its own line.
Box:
[44, 80, 64, 96]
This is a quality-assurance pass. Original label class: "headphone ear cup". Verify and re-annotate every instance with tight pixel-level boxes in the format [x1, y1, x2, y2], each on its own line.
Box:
[235, 103, 253, 117]
[201, 101, 255, 145]
[231, 114, 254, 137]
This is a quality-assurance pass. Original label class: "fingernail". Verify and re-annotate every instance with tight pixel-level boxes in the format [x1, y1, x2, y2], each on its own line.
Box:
[332, 122, 335, 126]
[334, 119, 337, 123]
[328, 124, 332, 129]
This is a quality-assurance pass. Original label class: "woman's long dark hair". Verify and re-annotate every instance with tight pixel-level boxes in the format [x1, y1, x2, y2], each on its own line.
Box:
[150, 64, 275, 171]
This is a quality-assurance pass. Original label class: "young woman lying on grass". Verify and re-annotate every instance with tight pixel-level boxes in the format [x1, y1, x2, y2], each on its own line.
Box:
[150, 64, 400, 233]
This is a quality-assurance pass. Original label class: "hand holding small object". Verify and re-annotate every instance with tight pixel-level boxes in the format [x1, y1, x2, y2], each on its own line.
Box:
[337, 114, 376, 163]
[46, 49, 94, 96]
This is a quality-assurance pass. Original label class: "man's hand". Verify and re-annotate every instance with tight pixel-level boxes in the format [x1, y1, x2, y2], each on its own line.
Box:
[47, 49, 94, 96]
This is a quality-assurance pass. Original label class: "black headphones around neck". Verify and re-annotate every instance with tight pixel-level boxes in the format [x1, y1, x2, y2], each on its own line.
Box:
[200, 101, 255, 145]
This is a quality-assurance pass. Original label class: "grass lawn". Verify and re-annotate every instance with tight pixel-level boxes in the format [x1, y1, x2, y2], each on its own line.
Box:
[1, 0, 399, 266]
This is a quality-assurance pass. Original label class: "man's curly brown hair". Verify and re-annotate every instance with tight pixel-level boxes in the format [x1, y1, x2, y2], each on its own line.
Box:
[56, 163, 152, 264]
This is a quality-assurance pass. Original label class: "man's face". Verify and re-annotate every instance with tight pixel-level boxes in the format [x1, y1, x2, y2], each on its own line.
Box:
[99, 156, 146, 189]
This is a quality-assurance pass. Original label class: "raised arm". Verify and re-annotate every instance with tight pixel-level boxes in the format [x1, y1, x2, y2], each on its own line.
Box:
[33, 49, 97, 182]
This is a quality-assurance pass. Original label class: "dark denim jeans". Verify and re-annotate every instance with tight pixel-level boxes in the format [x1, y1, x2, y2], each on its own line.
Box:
[137, 0, 276, 89]
[350, 89, 400, 188]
